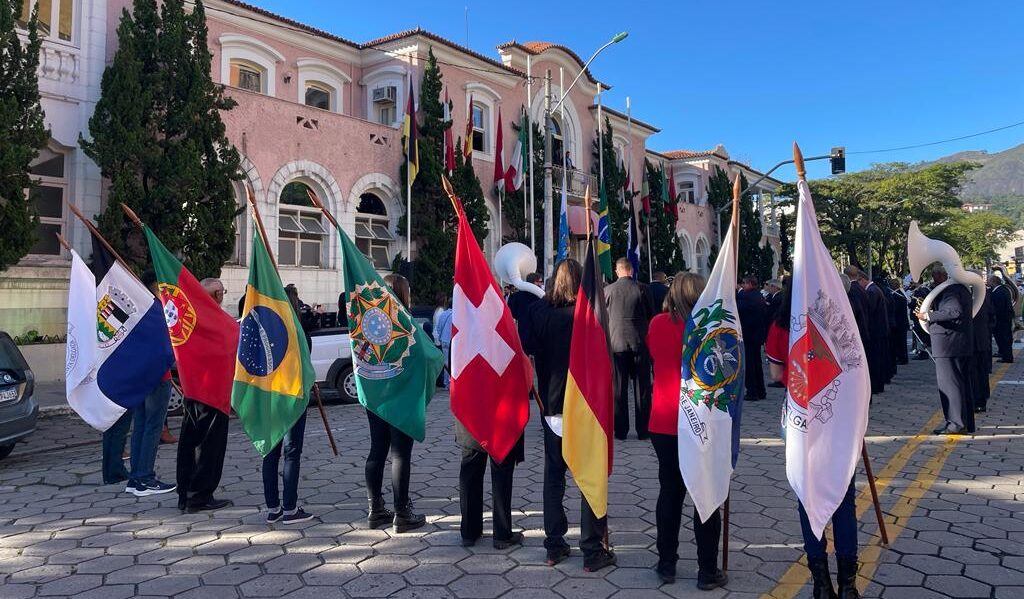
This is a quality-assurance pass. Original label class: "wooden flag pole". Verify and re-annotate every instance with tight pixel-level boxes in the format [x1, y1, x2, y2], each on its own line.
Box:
[120, 203, 144, 228]
[720, 173, 743, 574]
[246, 186, 338, 456]
[66, 200, 135, 272]
[862, 443, 889, 545]
[793, 142, 807, 180]
[584, 185, 593, 239]
[55, 233, 72, 252]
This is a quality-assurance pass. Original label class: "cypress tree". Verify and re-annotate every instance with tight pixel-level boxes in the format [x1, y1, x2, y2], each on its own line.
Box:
[736, 172, 775, 283]
[643, 159, 683, 274]
[0, 0, 49, 270]
[590, 118, 627, 261]
[81, 0, 241, 278]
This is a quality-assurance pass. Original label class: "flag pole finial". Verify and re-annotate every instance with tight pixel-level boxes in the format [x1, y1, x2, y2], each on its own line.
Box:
[305, 188, 340, 229]
[120, 203, 144, 228]
[441, 175, 459, 213]
[731, 172, 742, 234]
[793, 142, 806, 180]
[583, 185, 593, 238]
[55, 232, 72, 252]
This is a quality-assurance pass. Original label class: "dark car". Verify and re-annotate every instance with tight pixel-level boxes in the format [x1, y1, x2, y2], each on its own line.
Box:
[0, 332, 40, 460]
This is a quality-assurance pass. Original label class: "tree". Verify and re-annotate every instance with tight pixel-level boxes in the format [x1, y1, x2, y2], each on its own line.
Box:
[644, 159, 683, 274]
[778, 210, 793, 274]
[398, 49, 488, 304]
[81, 0, 241, 278]
[591, 118, 627, 261]
[0, 0, 48, 271]
[736, 172, 775, 283]
[928, 211, 1017, 268]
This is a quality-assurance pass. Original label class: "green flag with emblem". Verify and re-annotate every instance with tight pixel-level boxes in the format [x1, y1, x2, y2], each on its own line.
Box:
[338, 229, 444, 442]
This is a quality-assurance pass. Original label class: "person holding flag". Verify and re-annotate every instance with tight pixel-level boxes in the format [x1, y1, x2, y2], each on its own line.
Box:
[769, 144, 870, 599]
[444, 178, 533, 549]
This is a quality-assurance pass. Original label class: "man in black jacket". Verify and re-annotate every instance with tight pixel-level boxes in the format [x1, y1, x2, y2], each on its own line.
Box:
[736, 275, 768, 401]
[648, 271, 670, 314]
[991, 273, 1015, 363]
[847, 267, 889, 394]
[972, 273, 996, 413]
[915, 265, 975, 434]
[605, 258, 653, 440]
[888, 278, 910, 366]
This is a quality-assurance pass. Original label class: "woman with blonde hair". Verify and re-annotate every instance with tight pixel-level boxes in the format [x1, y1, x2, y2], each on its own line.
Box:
[646, 272, 726, 590]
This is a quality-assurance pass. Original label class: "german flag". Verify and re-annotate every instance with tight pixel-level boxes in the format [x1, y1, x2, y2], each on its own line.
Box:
[403, 72, 418, 184]
[562, 236, 614, 518]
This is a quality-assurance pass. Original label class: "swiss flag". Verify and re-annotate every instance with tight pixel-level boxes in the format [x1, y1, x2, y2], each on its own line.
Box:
[447, 180, 533, 463]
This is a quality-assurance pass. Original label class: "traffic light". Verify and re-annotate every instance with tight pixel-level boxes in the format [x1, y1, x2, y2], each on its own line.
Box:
[830, 147, 846, 174]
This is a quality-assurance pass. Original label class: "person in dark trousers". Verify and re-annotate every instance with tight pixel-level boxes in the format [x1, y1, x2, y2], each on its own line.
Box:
[604, 258, 654, 440]
[363, 274, 426, 533]
[846, 267, 889, 394]
[888, 278, 910, 366]
[910, 282, 932, 359]
[736, 275, 767, 401]
[915, 265, 975, 435]
[647, 271, 727, 590]
[764, 278, 786, 388]
[991, 273, 1015, 363]
[523, 259, 616, 572]
[971, 273, 996, 413]
[176, 278, 232, 513]
[457, 421, 524, 549]
[648, 271, 670, 313]
[767, 278, 860, 599]
[102, 410, 132, 485]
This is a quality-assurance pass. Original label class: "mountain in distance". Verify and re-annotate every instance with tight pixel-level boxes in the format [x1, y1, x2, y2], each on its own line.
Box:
[924, 143, 1024, 221]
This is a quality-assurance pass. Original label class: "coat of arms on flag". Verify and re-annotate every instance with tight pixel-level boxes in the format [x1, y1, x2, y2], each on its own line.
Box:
[159, 284, 198, 346]
[348, 281, 417, 380]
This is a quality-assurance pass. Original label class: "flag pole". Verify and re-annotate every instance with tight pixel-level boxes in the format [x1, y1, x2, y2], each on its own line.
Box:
[244, 186, 338, 456]
[55, 233, 72, 252]
[720, 173, 743, 574]
[65, 200, 135, 273]
[597, 81, 604, 205]
[527, 56, 536, 252]
[862, 443, 889, 545]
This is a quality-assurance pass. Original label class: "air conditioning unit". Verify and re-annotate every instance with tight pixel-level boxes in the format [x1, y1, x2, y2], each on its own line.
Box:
[372, 86, 397, 104]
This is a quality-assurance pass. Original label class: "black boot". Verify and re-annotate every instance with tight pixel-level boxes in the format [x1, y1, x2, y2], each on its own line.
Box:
[367, 496, 393, 529]
[807, 556, 838, 599]
[836, 557, 860, 599]
[393, 500, 426, 533]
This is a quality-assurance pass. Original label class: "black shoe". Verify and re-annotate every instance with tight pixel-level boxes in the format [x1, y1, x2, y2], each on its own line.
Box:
[696, 569, 728, 590]
[177, 498, 187, 511]
[933, 424, 949, 435]
[614, 435, 628, 441]
[367, 496, 394, 529]
[545, 545, 570, 566]
[746, 395, 764, 401]
[807, 556, 837, 599]
[186, 498, 233, 513]
[282, 508, 315, 525]
[637, 434, 650, 441]
[655, 564, 676, 584]
[937, 425, 964, 436]
[461, 537, 477, 547]
[266, 509, 283, 523]
[767, 381, 785, 388]
[493, 531, 523, 550]
[583, 549, 617, 572]
[913, 353, 930, 360]
[836, 556, 860, 599]
[975, 406, 987, 413]
[393, 501, 426, 533]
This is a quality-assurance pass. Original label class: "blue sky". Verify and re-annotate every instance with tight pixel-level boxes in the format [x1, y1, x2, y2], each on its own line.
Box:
[254, 0, 1024, 180]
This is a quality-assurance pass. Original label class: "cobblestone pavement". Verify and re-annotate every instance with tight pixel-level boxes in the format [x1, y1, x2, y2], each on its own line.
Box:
[0, 350, 1021, 599]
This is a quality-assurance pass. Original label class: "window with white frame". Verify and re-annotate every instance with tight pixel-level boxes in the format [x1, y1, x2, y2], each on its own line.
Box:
[695, 237, 711, 276]
[679, 180, 696, 204]
[278, 181, 327, 268]
[297, 59, 349, 114]
[550, 117, 566, 167]
[17, 0, 74, 43]
[26, 146, 67, 256]
[304, 82, 331, 111]
[471, 102, 488, 153]
[229, 59, 265, 94]
[355, 193, 395, 270]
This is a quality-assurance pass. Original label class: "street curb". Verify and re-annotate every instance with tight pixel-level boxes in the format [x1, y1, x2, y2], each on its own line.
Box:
[39, 405, 75, 418]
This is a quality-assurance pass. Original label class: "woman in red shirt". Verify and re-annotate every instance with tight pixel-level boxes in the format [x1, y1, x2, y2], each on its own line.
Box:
[646, 272, 726, 590]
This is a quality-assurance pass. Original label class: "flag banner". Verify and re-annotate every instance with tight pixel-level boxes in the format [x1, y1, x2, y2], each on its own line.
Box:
[443, 87, 456, 175]
[506, 114, 527, 192]
[493, 108, 506, 191]
[450, 190, 533, 462]
[403, 72, 419, 184]
[626, 195, 640, 278]
[68, 239, 174, 431]
[641, 173, 651, 215]
[232, 232, 314, 457]
[464, 94, 475, 160]
[556, 170, 570, 262]
[666, 165, 678, 221]
[597, 183, 613, 281]
[678, 222, 744, 523]
[144, 225, 239, 414]
[65, 249, 119, 431]
[563, 237, 614, 518]
[785, 179, 870, 538]
[339, 228, 444, 442]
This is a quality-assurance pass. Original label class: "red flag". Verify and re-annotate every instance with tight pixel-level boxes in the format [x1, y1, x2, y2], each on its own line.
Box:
[443, 87, 456, 175]
[493, 108, 505, 191]
[449, 187, 533, 462]
[464, 94, 474, 161]
[666, 164, 678, 222]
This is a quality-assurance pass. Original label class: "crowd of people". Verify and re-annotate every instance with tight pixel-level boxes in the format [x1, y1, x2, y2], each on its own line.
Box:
[96, 254, 1018, 598]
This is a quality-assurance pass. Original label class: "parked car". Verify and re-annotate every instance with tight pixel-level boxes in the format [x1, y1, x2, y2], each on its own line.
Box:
[0, 332, 40, 460]
[310, 327, 357, 404]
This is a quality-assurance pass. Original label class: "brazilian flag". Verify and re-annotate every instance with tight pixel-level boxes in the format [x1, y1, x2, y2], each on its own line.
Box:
[232, 232, 314, 456]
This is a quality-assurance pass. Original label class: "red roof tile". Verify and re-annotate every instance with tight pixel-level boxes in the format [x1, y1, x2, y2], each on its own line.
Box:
[214, 0, 360, 48]
[496, 40, 606, 88]
[364, 28, 524, 77]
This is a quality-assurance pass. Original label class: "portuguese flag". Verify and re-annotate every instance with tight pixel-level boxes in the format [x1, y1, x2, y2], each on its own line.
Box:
[232, 232, 315, 456]
[338, 228, 443, 442]
[562, 236, 614, 518]
[143, 226, 239, 414]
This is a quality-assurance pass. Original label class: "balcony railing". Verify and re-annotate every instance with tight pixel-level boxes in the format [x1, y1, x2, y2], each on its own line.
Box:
[552, 166, 593, 200]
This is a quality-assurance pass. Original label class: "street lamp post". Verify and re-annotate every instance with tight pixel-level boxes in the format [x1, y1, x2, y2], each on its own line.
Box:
[541, 32, 628, 278]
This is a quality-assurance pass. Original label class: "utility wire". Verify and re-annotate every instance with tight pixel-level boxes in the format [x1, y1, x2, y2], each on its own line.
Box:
[848, 119, 1024, 155]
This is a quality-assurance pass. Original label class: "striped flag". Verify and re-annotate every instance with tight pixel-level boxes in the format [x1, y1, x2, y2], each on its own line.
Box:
[464, 94, 474, 161]
[493, 107, 505, 191]
[443, 87, 455, 175]
[506, 112, 527, 191]
[402, 72, 418, 184]
[596, 183, 612, 281]
[562, 236, 614, 517]
[556, 170, 570, 263]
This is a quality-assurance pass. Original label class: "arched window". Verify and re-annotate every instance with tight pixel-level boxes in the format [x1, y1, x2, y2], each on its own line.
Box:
[355, 193, 395, 270]
[679, 180, 696, 204]
[278, 181, 327, 267]
[296, 58, 350, 114]
[678, 233, 694, 273]
[550, 116, 567, 167]
[304, 82, 332, 110]
[229, 58, 265, 94]
[471, 101, 489, 154]
[695, 237, 711, 277]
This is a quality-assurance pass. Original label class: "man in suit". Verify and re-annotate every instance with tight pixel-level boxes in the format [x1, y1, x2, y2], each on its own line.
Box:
[910, 282, 932, 359]
[971, 272, 996, 413]
[846, 266, 889, 394]
[843, 267, 871, 356]
[888, 278, 911, 366]
[736, 275, 768, 401]
[991, 273, 1015, 363]
[605, 258, 654, 440]
[648, 271, 670, 314]
[915, 265, 975, 434]
[764, 279, 783, 322]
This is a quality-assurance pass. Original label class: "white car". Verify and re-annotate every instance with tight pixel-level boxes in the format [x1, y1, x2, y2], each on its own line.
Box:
[310, 327, 358, 403]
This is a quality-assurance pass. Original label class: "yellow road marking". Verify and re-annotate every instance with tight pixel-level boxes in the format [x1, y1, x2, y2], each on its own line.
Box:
[761, 359, 1013, 599]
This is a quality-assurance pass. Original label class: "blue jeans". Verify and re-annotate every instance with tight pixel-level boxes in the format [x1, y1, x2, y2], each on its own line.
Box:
[102, 410, 133, 484]
[130, 380, 171, 483]
[798, 478, 858, 560]
[262, 411, 307, 512]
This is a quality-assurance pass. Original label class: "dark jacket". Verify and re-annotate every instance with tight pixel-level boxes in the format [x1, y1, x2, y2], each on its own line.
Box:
[507, 289, 541, 346]
[604, 277, 653, 353]
[522, 300, 575, 416]
[766, 291, 783, 323]
[736, 288, 768, 346]
[648, 281, 669, 314]
[847, 281, 871, 344]
[889, 287, 910, 333]
[865, 282, 891, 342]
[973, 292, 996, 353]
[991, 284, 1014, 324]
[927, 283, 974, 358]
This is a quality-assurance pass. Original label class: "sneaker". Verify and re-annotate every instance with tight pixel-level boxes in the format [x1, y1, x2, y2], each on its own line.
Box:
[128, 479, 176, 497]
[583, 549, 617, 572]
[493, 531, 524, 550]
[281, 508, 315, 525]
[266, 509, 284, 523]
